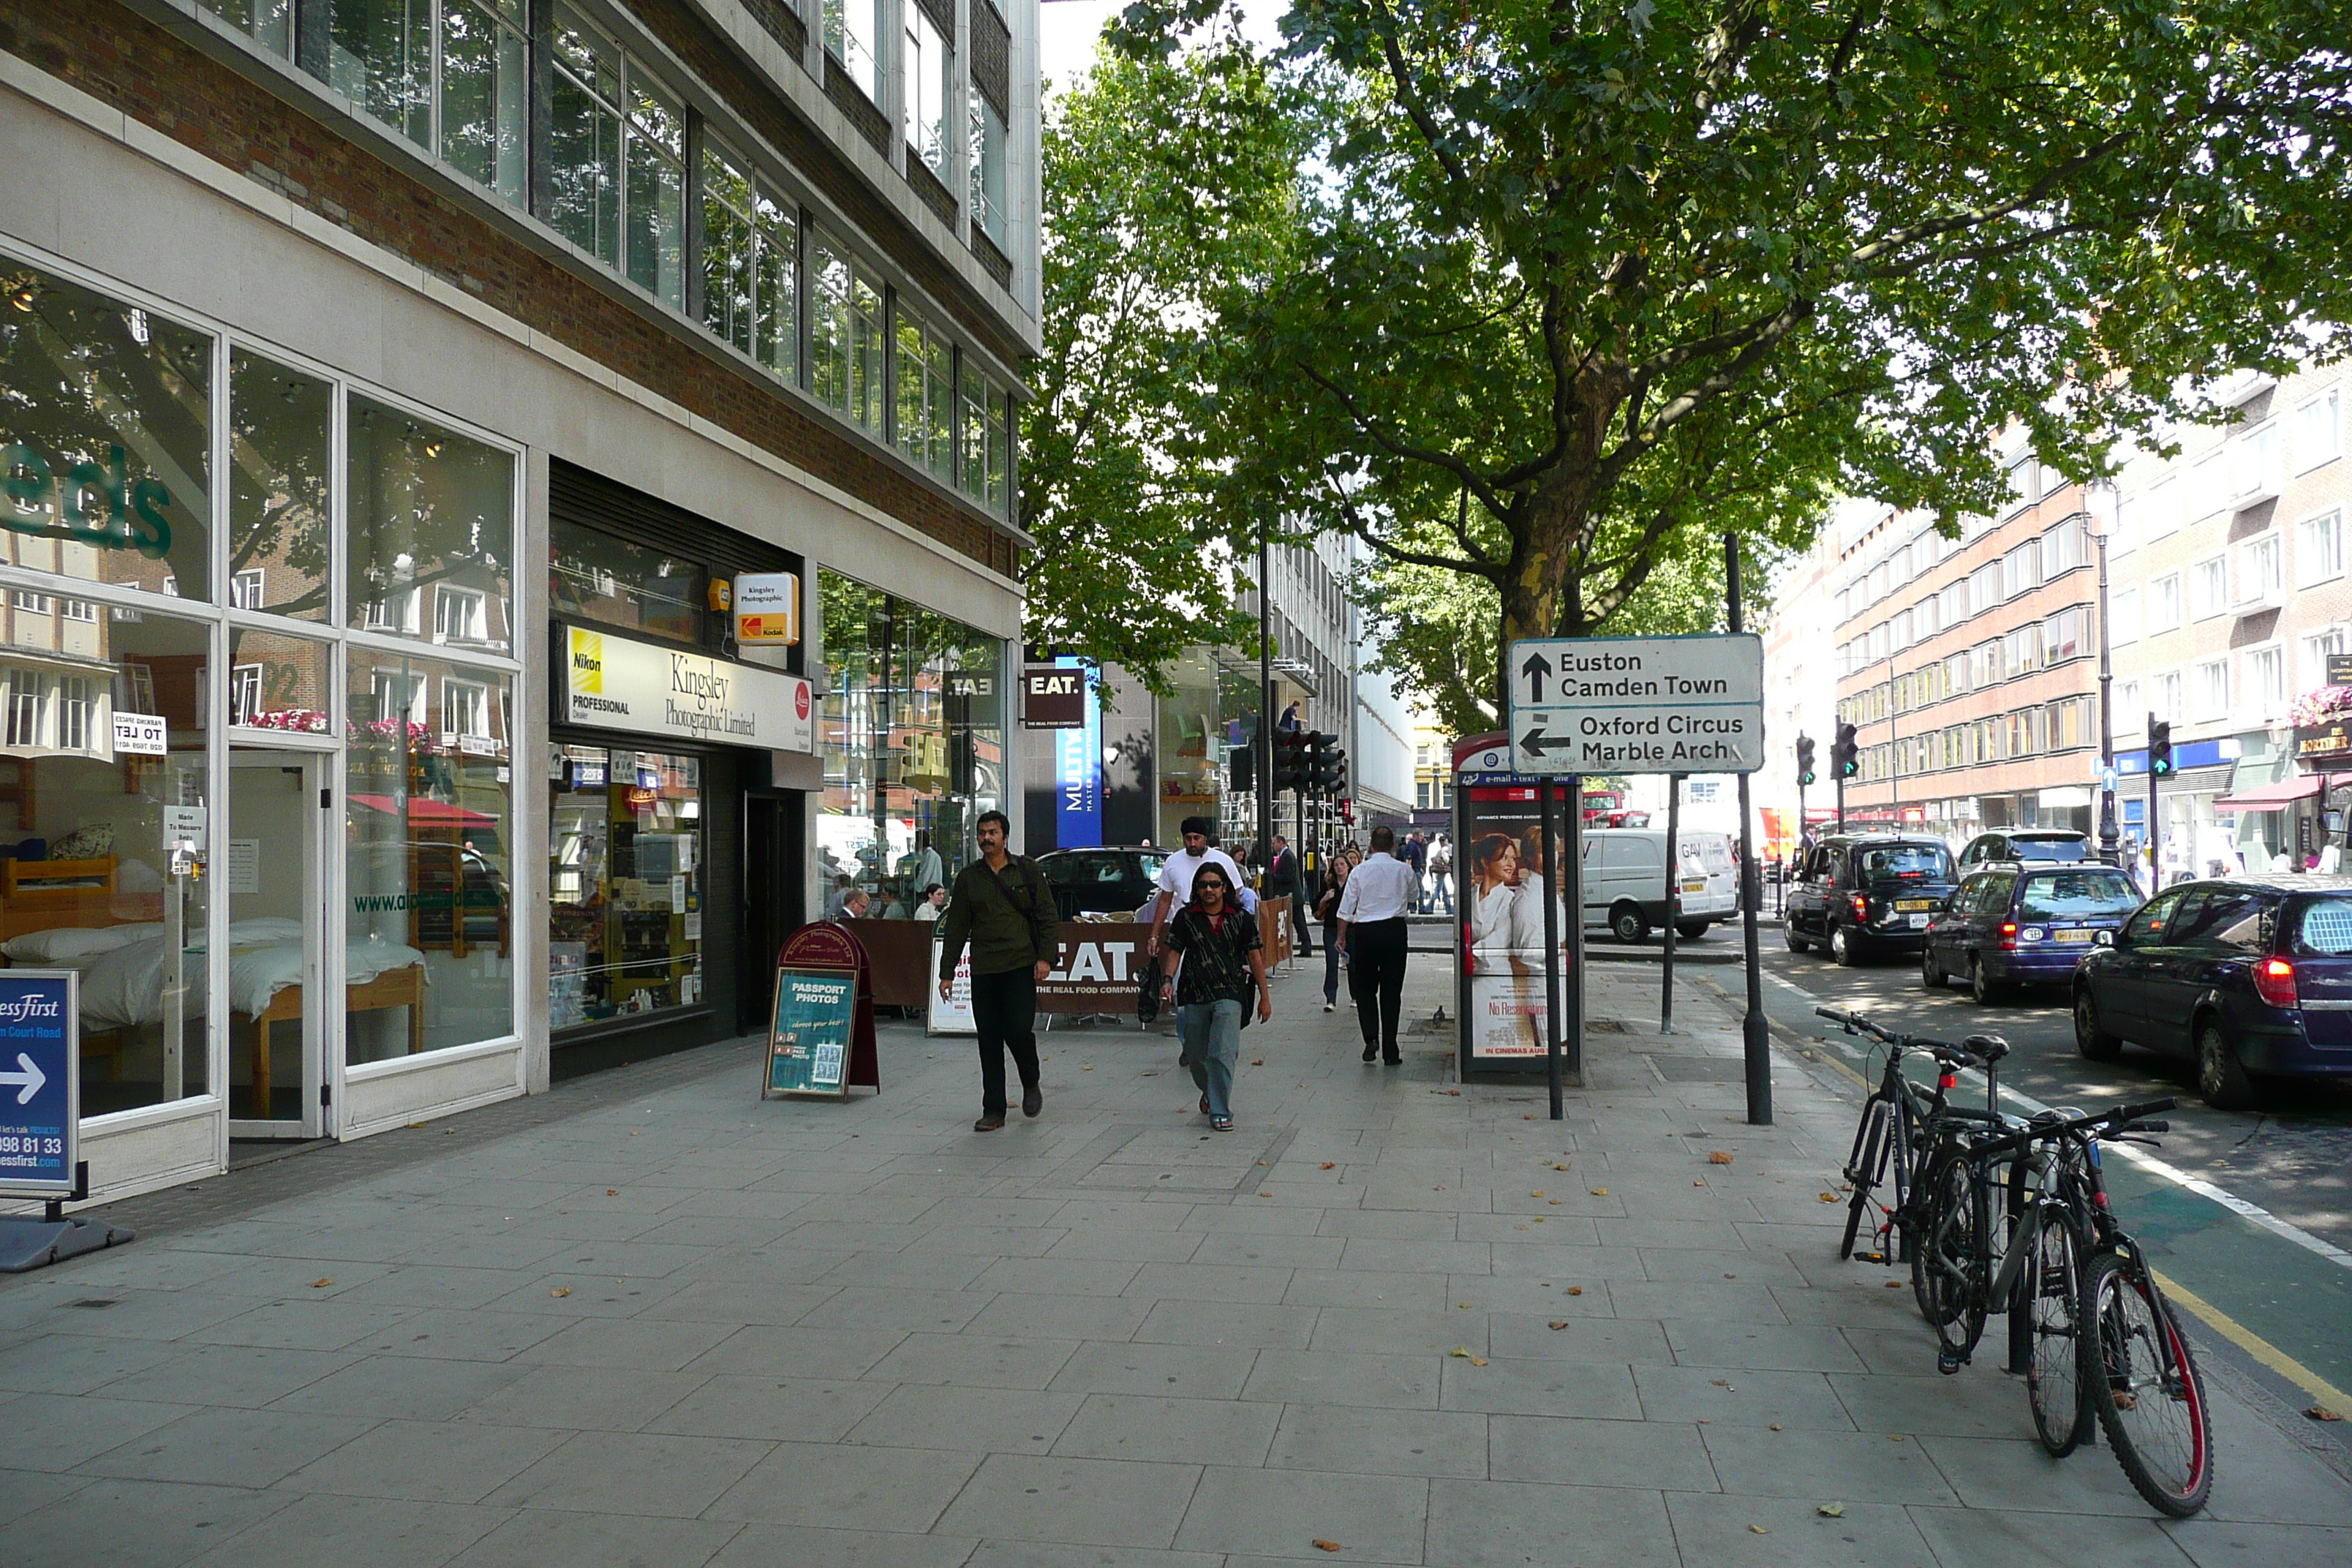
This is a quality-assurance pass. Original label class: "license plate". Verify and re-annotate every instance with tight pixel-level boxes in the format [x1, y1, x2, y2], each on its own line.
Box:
[1681, 878, 1706, 892]
[1907, 913, 1930, 929]
[2054, 928, 2095, 944]
[1896, 900, 1934, 913]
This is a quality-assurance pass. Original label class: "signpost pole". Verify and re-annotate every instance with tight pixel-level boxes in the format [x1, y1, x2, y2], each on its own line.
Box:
[1726, 534, 1771, 1126]
[1661, 773, 1680, 1033]
[1257, 513, 1273, 898]
[1567, 776, 1584, 1083]
[1540, 777, 1562, 1120]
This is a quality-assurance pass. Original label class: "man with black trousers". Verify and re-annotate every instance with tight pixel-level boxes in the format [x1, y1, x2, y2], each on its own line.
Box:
[1267, 834, 1312, 957]
[1336, 825, 1417, 1063]
[935, 810, 1059, 1130]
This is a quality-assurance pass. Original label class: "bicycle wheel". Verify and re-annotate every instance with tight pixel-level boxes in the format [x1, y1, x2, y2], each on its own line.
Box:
[1910, 1145, 1986, 1361]
[2087, 1251, 2214, 1517]
[1841, 1098, 1893, 1261]
[2024, 1208, 2092, 1455]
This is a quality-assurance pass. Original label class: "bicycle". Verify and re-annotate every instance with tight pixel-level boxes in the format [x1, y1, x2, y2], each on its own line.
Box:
[1909, 1095, 2213, 1515]
[1816, 1007, 2010, 1277]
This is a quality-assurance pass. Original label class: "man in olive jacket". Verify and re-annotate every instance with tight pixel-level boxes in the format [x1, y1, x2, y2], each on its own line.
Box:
[935, 810, 1060, 1130]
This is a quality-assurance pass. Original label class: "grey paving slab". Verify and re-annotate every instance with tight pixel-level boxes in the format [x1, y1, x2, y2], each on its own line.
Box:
[1307, 1306, 1488, 1357]
[2163, 1519, 2352, 1568]
[0, 1390, 197, 1471]
[483, 1429, 772, 1518]
[1052, 1392, 1284, 1466]
[347, 1306, 572, 1363]
[76, 1406, 374, 1488]
[844, 1382, 1085, 1453]
[442, 1505, 743, 1568]
[703, 1523, 979, 1568]
[1663, 1319, 1871, 1373]
[1703, 1423, 1961, 1505]
[1175, 1465, 1429, 1563]
[1660, 1490, 1940, 1568]
[461, 1365, 707, 1433]
[267, 1352, 532, 1422]
[1424, 1479, 1680, 1568]
[185, 1298, 421, 1352]
[1240, 1350, 1441, 1411]
[0, 1332, 186, 1397]
[1489, 1413, 1717, 1490]
[865, 1332, 1079, 1389]
[1486, 1313, 1674, 1365]
[1907, 1502, 2200, 1568]
[706, 1439, 984, 1531]
[0, 1467, 93, 1527]
[1828, 1371, 2036, 1440]
[968, 1291, 1155, 1343]
[1041, 1229, 1206, 1263]
[1632, 1364, 1857, 1430]
[274, 1417, 567, 1503]
[964, 1542, 1223, 1568]
[1131, 1299, 1320, 1350]
[4, 1477, 300, 1568]
[1437, 1357, 1644, 1420]
[937, 1451, 1201, 1549]
[795, 1286, 997, 1334]
[1267, 1401, 1489, 1478]
[1281, 1267, 1450, 1311]
[687, 1323, 911, 1379]
[1047, 1338, 1256, 1399]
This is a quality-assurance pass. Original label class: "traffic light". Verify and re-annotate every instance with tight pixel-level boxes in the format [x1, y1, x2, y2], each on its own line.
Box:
[1229, 743, 1255, 794]
[2149, 716, 2174, 778]
[1833, 721, 1860, 780]
[1795, 734, 1817, 787]
[1324, 745, 1349, 798]
[1307, 731, 1343, 794]
[1270, 730, 1311, 792]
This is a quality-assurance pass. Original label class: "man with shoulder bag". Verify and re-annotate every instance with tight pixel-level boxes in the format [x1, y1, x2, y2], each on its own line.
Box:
[936, 810, 1059, 1131]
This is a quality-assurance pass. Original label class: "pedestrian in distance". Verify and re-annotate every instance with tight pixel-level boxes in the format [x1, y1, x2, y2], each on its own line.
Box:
[1338, 825, 1417, 1064]
[1403, 829, 1430, 912]
[1268, 834, 1313, 957]
[935, 810, 1058, 1131]
[1315, 853, 1352, 1012]
[1158, 862, 1270, 1132]
[913, 883, 946, 921]
[1427, 832, 1455, 915]
[824, 883, 870, 921]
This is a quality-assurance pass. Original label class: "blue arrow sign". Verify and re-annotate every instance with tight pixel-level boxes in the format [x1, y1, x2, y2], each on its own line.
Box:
[0, 970, 77, 1199]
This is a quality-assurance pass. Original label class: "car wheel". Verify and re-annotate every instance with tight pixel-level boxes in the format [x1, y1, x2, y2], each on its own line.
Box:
[2195, 1016, 2258, 1111]
[1969, 954, 2005, 1005]
[1831, 923, 1861, 966]
[1784, 922, 1809, 954]
[1921, 944, 1945, 990]
[2074, 987, 2124, 1062]
[1676, 921, 1709, 941]
[1610, 902, 1650, 944]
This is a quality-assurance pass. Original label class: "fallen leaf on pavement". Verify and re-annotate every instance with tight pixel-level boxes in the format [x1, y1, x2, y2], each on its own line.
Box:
[1590, 1188, 1609, 1196]
[1448, 1347, 1488, 1365]
[551, 1287, 570, 1297]
[1549, 1199, 1561, 1205]
[1251, 1058, 1264, 1066]
[1548, 1321, 1569, 1330]
[2307, 1406, 2343, 1422]
[1553, 1162, 1569, 1170]
[1818, 1192, 1840, 1202]
[1708, 1151, 1735, 1164]
[1886, 1281, 1904, 1289]
[606, 1189, 619, 1196]
[1566, 1286, 1583, 1295]
[309, 1278, 333, 1289]
[1770, 1423, 1783, 1431]
[1532, 1190, 1545, 1197]
[1749, 1525, 1767, 1534]
[1258, 1191, 1273, 1198]
[1694, 1180, 1707, 1187]
[1818, 1503, 1845, 1518]
[1312, 1542, 1342, 1554]
[1321, 1162, 1336, 1170]
[1082, 1065, 1094, 1071]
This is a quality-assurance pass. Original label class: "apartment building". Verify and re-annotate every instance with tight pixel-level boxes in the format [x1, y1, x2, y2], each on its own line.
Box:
[1832, 453, 2104, 841]
[2108, 363, 2350, 872]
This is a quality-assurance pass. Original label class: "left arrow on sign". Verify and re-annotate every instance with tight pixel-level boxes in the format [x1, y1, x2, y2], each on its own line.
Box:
[1519, 728, 1572, 758]
[0, 1050, 45, 1105]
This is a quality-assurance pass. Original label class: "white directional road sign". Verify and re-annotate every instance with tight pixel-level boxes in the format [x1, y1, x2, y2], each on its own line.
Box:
[1507, 634, 1765, 774]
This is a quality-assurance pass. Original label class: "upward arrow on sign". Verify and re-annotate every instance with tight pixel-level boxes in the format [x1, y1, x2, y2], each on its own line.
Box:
[1520, 650, 1553, 704]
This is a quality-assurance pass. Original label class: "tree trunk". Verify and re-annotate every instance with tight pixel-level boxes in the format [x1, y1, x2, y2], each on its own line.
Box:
[1490, 482, 1592, 716]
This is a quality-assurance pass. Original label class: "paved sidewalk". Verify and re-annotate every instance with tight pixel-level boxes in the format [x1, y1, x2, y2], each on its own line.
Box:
[3, 956, 2348, 1567]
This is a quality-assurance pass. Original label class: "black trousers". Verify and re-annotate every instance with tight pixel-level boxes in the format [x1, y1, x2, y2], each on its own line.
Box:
[1284, 889, 1313, 953]
[1348, 918, 1409, 1056]
[969, 966, 1041, 1116]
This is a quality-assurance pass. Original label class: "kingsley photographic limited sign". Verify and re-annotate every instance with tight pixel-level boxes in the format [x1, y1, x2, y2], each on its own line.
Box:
[563, 626, 813, 753]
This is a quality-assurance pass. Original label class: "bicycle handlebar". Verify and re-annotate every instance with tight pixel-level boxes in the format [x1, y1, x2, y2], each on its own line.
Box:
[1812, 1006, 2002, 1068]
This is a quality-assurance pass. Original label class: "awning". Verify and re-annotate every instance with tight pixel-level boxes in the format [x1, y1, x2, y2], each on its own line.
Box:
[2212, 775, 2326, 813]
[349, 793, 498, 826]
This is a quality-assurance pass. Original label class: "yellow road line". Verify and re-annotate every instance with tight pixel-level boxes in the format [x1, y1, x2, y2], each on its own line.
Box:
[2153, 1270, 2351, 1412]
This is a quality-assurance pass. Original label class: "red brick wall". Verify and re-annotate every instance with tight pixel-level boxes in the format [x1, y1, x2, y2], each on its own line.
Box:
[0, 1, 1017, 580]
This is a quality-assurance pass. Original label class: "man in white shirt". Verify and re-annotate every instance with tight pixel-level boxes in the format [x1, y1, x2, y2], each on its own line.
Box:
[1336, 825, 1418, 1063]
[1149, 817, 1247, 955]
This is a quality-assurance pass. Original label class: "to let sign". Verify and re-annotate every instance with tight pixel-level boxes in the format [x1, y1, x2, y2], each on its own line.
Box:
[0, 970, 77, 1199]
[1507, 634, 1765, 774]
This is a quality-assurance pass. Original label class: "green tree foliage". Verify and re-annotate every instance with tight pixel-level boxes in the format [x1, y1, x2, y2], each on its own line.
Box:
[1021, 32, 1307, 693]
[1114, 0, 2352, 715]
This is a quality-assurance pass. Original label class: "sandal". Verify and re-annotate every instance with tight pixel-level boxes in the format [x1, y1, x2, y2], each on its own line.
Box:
[1199, 1094, 1210, 1115]
[1211, 1115, 1234, 1132]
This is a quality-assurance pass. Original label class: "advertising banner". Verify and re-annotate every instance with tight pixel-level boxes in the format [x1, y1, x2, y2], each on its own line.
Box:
[1458, 782, 1570, 1065]
[928, 943, 977, 1035]
[563, 625, 813, 753]
[763, 965, 859, 1098]
[734, 572, 801, 644]
[0, 970, 77, 1199]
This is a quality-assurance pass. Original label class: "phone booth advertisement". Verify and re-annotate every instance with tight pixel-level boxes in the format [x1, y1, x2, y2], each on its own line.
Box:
[1453, 739, 1567, 1073]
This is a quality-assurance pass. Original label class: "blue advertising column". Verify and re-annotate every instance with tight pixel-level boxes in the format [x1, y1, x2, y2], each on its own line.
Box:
[0, 970, 133, 1273]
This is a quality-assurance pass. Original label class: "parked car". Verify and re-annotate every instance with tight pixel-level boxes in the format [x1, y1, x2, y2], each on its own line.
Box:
[2073, 875, 2352, 1109]
[1957, 829, 2096, 869]
[1784, 834, 1959, 965]
[1923, 862, 2141, 1003]
[1036, 846, 1169, 919]
[1580, 828, 1738, 942]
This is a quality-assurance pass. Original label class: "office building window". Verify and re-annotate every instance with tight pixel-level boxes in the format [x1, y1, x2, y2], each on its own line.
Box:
[2149, 573, 2182, 631]
[959, 358, 1011, 515]
[548, 6, 684, 308]
[323, 0, 528, 208]
[698, 142, 801, 382]
[199, 0, 293, 56]
[810, 232, 886, 436]
[2109, 587, 2139, 646]
[2250, 647, 2285, 714]
[905, 4, 954, 178]
[825, 0, 884, 101]
[2304, 628, 2348, 688]
[2293, 386, 2340, 472]
[2238, 534, 2280, 605]
[894, 306, 956, 482]
[970, 88, 1009, 246]
[2152, 671, 2183, 723]
[230, 570, 265, 610]
[2193, 659, 2230, 719]
[2192, 555, 2228, 619]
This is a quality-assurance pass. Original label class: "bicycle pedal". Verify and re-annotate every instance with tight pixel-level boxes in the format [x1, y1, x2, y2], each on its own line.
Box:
[1858, 1251, 1887, 1264]
[1936, 1353, 1967, 1376]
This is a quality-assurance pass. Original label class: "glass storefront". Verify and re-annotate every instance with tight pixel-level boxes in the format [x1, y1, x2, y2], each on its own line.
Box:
[548, 745, 703, 1028]
[818, 568, 1005, 913]
[549, 516, 704, 643]
[1155, 649, 1223, 847]
[0, 252, 524, 1163]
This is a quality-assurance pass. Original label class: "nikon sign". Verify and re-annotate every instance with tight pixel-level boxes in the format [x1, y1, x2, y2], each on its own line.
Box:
[562, 625, 813, 753]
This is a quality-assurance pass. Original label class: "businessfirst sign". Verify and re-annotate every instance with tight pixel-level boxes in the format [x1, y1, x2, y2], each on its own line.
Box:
[563, 627, 814, 753]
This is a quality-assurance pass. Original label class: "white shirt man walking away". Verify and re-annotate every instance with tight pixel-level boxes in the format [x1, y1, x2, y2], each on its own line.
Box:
[1336, 826, 1418, 1063]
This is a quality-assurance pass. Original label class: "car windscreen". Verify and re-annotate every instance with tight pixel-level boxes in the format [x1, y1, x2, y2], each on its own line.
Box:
[2290, 897, 2352, 957]
[1858, 845, 1952, 881]
[2013, 838, 2091, 861]
[2016, 870, 2140, 921]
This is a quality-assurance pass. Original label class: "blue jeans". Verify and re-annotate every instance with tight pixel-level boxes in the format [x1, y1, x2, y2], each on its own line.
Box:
[1323, 938, 1343, 1003]
[1177, 998, 1243, 1119]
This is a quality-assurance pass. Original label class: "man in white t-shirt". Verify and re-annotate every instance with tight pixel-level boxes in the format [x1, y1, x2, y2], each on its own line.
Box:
[1150, 816, 1248, 954]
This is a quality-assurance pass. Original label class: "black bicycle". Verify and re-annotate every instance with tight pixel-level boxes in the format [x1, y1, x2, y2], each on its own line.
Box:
[1909, 1096, 2213, 1515]
[1817, 1007, 2010, 1275]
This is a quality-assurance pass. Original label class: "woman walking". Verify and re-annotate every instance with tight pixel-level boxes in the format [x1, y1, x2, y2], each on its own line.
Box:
[1158, 864, 1271, 1131]
[1316, 854, 1352, 1012]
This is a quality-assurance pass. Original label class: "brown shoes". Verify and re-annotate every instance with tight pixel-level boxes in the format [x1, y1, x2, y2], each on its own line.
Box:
[973, 1115, 1006, 1131]
[1022, 1085, 1043, 1117]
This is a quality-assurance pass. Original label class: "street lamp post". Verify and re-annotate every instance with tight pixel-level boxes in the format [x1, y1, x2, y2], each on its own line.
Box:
[2095, 520, 2119, 863]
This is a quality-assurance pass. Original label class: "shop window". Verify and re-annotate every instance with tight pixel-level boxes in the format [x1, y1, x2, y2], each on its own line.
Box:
[229, 349, 333, 622]
[347, 394, 511, 652]
[549, 745, 704, 1028]
[698, 141, 800, 382]
[549, 518, 705, 644]
[0, 611, 212, 1115]
[345, 655, 513, 1062]
[227, 628, 331, 734]
[325, 0, 527, 208]
[0, 263, 214, 601]
[818, 570, 1006, 916]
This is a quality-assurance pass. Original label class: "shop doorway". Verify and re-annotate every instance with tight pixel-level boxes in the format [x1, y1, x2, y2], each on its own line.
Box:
[739, 793, 802, 1034]
[227, 749, 329, 1139]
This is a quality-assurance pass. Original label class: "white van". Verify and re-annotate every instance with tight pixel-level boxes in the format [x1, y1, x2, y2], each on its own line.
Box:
[1580, 828, 1738, 942]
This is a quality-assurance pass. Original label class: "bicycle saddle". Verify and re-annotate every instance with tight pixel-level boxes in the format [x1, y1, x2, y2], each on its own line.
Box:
[1961, 1033, 2010, 1063]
